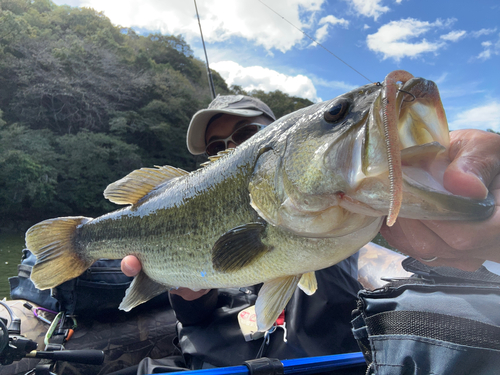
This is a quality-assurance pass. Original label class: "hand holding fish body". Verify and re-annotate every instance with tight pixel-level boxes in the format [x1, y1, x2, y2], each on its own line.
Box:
[26, 71, 495, 331]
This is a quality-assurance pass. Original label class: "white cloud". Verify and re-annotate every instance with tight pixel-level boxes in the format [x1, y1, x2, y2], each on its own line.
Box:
[437, 80, 485, 100]
[366, 18, 451, 61]
[319, 15, 349, 27]
[432, 72, 448, 85]
[313, 77, 357, 92]
[440, 30, 466, 42]
[471, 28, 498, 38]
[211, 61, 319, 102]
[314, 24, 331, 43]
[449, 101, 500, 132]
[77, 0, 326, 53]
[474, 34, 500, 61]
[314, 15, 349, 43]
[350, 0, 389, 20]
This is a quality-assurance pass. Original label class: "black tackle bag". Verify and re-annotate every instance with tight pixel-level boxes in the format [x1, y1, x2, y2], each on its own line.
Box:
[351, 257, 500, 375]
[9, 249, 169, 316]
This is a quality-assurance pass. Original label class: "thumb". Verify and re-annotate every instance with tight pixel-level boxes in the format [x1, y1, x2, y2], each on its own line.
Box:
[443, 130, 500, 199]
[121, 255, 142, 277]
[443, 160, 488, 199]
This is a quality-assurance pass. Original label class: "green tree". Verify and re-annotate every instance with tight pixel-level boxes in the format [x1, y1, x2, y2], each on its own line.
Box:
[55, 131, 142, 216]
[249, 89, 314, 119]
[9, 37, 152, 134]
[0, 0, 315, 229]
[0, 116, 57, 223]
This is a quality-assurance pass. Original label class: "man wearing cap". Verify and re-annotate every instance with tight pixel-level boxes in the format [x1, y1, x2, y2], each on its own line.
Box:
[120, 95, 367, 373]
[186, 95, 276, 156]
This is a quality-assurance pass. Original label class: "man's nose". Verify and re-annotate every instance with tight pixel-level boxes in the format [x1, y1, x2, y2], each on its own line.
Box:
[227, 141, 238, 149]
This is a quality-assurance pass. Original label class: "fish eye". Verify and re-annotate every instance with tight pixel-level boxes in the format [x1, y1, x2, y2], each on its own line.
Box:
[324, 100, 349, 123]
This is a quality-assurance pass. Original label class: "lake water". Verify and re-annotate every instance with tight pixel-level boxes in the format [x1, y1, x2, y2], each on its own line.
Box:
[0, 232, 25, 299]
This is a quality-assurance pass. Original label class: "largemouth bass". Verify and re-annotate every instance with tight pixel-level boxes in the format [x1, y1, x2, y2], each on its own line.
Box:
[26, 70, 494, 331]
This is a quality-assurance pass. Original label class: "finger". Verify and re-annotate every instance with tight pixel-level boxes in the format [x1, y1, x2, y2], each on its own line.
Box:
[380, 220, 458, 260]
[445, 130, 500, 198]
[121, 255, 142, 277]
[381, 220, 486, 271]
[419, 184, 499, 259]
[420, 217, 499, 253]
[418, 175, 500, 259]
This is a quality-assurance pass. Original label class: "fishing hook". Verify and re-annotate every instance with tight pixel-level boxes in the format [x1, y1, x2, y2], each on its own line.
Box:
[398, 89, 416, 102]
[376, 82, 415, 102]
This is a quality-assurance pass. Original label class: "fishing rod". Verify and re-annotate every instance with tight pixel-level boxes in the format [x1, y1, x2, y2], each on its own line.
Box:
[194, 0, 217, 99]
[162, 352, 365, 375]
[257, 0, 373, 84]
[194, 0, 372, 97]
[0, 301, 104, 369]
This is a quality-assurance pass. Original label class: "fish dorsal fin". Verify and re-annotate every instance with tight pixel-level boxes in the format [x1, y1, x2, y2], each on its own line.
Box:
[200, 148, 236, 168]
[298, 271, 317, 295]
[212, 222, 271, 272]
[104, 165, 189, 205]
[255, 275, 301, 331]
[119, 271, 169, 311]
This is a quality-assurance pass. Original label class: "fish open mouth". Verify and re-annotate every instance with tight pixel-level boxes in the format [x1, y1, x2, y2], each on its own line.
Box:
[344, 71, 494, 224]
[397, 76, 451, 195]
[379, 72, 494, 222]
[379, 71, 453, 225]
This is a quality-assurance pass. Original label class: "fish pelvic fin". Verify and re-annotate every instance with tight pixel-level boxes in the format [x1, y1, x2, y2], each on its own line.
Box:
[212, 222, 272, 273]
[255, 275, 301, 331]
[119, 271, 169, 311]
[298, 271, 317, 295]
[104, 165, 189, 205]
[26, 216, 95, 290]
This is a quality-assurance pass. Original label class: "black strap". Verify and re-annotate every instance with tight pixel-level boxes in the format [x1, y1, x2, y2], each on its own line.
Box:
[366, 310, 500, 350]
[402, 257, 500, 284]
[244, 358, 284, 375]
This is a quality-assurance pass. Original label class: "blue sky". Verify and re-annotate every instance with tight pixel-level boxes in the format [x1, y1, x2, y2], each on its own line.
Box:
[54, 0, 500, 132]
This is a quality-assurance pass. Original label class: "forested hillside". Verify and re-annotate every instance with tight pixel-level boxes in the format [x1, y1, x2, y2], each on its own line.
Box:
[0, 0, 313, 230]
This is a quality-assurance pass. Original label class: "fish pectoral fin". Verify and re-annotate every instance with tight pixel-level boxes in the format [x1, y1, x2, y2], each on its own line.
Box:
[212, 222, 271, 272]
[27, 216, 95, 290]
[104, 165, 189, 205]
[298, 271, 317, 295]
[119, 271, 169, 311]
[255, 275, 301, 331]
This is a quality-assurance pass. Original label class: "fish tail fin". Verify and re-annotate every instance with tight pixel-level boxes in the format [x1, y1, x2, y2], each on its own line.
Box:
[26, 216, 95, 290]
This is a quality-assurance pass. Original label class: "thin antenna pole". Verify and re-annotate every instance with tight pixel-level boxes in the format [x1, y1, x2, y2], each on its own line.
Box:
[194, 0, 216, 99]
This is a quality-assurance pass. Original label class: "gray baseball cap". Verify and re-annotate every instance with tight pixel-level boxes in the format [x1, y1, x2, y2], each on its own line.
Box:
[186, 95, 276, 155]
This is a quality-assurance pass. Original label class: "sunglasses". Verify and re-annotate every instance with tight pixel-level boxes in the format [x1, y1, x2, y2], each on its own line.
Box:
[205, 123, 267, 156]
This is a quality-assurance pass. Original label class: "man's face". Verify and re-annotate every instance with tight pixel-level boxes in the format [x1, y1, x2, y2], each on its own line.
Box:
[204, 114, 273, 155]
